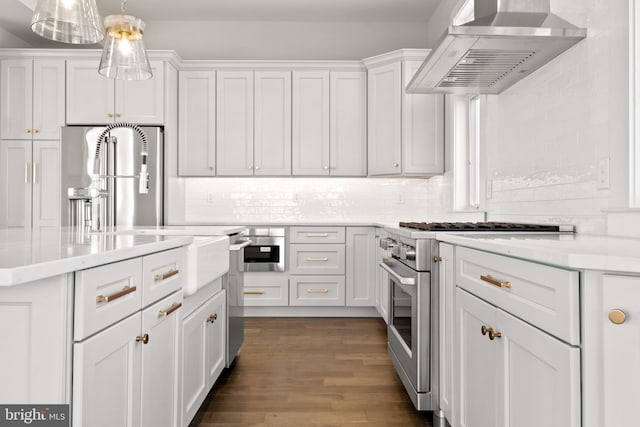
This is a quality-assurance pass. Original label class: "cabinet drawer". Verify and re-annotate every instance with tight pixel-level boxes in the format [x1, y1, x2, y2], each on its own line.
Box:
[456, 246, 579, 345]
[142, 248, 185, 306]
[290, 244, 345, 275]
[290, 226, 345, 243]
[290, 275, 345, 306]
[244, 273, 288, 306]
[74, 258, 143, 341]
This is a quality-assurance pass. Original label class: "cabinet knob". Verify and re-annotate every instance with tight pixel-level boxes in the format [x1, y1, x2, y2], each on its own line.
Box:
[609, 309, 626, 325]
[324, 165, 329, 170]
[207, 313, 218, 323]
[433, 256, 443, 262]
[116, 113, 121, 118]
[208, 166, 214, 171]
[32, 129, 38, 133]
[255, 166, 260, 170]
[393, 163, 399, 168]
[136, 333, 149, 344]
[107, 113, 113, 118]
[247, 166, 254, 170]
[25, 129, 31, 133]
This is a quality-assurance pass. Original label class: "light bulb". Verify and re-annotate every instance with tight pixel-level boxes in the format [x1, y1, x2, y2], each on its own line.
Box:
[118, 32, 133, 55]
[61, 0, 77, 10]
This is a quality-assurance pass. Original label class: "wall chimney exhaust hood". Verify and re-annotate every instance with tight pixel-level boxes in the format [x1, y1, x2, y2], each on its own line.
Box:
[406, 0, 587, 94]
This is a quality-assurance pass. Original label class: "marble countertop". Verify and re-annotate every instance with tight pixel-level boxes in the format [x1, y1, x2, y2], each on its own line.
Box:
[436, 233, 640, 273]
[0, 228, 193, 287]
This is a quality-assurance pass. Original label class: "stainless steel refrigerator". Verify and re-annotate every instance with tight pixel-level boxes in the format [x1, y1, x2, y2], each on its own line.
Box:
[60, 126, 164, 228]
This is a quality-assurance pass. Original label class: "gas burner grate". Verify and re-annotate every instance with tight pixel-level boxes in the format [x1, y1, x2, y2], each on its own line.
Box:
[398, 221, 561, 232]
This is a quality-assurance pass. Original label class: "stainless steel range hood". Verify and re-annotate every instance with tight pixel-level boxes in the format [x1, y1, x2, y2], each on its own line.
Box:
[406, 0, 587, 94]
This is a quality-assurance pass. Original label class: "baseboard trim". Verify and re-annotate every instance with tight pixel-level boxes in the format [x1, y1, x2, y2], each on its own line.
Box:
[244, 306, 381, 317]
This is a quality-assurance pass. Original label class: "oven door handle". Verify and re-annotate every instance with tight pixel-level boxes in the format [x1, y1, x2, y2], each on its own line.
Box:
[230, 239, 252, 251]
[379, 262, 416, 286]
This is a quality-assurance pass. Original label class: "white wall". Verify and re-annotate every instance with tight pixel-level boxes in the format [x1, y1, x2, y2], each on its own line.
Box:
[421, 0, 629, 234]
[0, 27, 32, 48]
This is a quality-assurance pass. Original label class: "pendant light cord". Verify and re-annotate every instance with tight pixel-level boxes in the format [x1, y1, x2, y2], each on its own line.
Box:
[121, 0, 127, 14]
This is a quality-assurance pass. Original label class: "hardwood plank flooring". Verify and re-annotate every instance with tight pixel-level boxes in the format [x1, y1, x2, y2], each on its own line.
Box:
[191, 317, 433, 427]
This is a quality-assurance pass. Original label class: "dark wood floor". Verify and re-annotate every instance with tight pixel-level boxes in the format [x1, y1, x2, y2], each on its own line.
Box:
[190, 317, 433, 426]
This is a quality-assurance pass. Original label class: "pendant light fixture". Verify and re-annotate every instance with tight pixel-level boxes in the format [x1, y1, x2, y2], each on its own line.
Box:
[31, 0, 105, 44]
[98, 0, 152, 80]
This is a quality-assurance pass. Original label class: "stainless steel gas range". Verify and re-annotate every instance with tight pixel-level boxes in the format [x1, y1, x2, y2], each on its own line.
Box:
[380, 222, 573, 424]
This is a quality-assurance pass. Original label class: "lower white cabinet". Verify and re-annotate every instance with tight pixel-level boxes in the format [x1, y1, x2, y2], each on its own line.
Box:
[73, 291, 184, 427]
[455, 288, 580, 427]
[438, 243, 454, 423]
[182, 289, 226, 426]
[289, 275, 345, 306]
[375, 231, 390, 323]
[345, 227, 376, 306]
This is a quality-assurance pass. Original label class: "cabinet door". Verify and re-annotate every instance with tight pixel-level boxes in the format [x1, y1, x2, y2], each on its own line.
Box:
[0, 140, 32, 227]
[455, 288, 499, 427]
[438, 243, 454, 423]
[496, 305, 581, 427]
[600, 275, 640, 427]
[73, 312, 142, 427]
[346, 227, 376, 306]
[178, 71, 216, 176]
[33, 60, 66, 140]
[216, 71, 254, 176]
[1, 59, 32, 140]
[141, 292, 183, 427]
[116, 61, 165, 124]
[205, 289, 226, 388]
[254, 71, 291, 176]
[367, 62, 401, 175]
[376, 235, 390, 323]
[66, 59, 115, 124]
[292, 71, 330, 175]
[32, 140, 60, 228]
[330, 71, 367, 176]
[403, 60, 444, 175]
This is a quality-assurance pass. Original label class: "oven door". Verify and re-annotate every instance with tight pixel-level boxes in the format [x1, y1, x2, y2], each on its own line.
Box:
[381, 259, 430, 394]
[243, 236, 285, 272]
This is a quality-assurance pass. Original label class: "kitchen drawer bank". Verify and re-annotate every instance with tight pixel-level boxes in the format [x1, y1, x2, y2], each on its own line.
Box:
[244, 225, 377, 317]
[0, 233, 194, 427]
[436, 232, 640, 427]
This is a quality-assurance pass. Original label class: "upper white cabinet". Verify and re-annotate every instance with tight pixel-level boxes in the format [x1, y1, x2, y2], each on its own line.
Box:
[254, 71, 292, 176]
[216, 71, 254, 176]
[178, 70, 216, 176]
[66, 59, 165, 125]
[365, 50, 444, 176]
[292, 71, 330, 175]
[1, 59, 65, 140]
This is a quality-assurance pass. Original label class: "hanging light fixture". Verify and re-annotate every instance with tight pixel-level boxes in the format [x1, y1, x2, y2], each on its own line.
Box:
[31, 0, 105, 44]
[98, 0, 152, 80]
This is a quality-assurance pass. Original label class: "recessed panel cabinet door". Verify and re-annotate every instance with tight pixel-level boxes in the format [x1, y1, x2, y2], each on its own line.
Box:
[346, 227, 376, 306]
[438, 243, 455, 423]
[1, 59, 32, 140]
[33, 60, 66, 140]
[367, 62, 401, 175]
[330, 71, 367, 176]
[66, 59, 115, 124]
[0, 141, 32, 227]
[292, 71, 330, 176]
[178, 71, 216, 176]
[116, 61, 165, 124]
[254, 71, 292, 176]
[216, 71, 254, 176]
[32, 140, 60, 228]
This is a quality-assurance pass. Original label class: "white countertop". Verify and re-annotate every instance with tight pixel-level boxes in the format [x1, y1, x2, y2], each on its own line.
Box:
[436, 233, 640, 273]
[116, 225, 248, 236]
[0, 228, 194, 287]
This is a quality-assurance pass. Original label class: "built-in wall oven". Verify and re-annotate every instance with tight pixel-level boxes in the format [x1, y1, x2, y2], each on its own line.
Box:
[243, 228, 286, 272]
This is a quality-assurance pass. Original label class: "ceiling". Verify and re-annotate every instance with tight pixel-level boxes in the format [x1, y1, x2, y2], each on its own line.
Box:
[2, 0, 442, 59]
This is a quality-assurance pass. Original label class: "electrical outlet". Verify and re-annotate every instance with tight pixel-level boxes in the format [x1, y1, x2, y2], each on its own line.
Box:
[486, 179, 493, 200]
[397, 193, 405, 204]
[597, 157, 610, 189]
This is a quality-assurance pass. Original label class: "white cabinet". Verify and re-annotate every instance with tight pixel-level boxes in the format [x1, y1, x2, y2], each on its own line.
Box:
[292, 71, 330, 175]
[292, 71, 366, 176]
[216, 71, 254, 176]
[455, 288, 581, 427]
[330, 71, 367, 176]
[182, 289, 226, 426]
[254, 71, 292, 176]
[375, 230, 390, 323]
[178, 70, 217, 176]
[0, 275, 72, 404]
[290, 275, 346, 306]
[345, 227, 376, 306]
[365, 51, 444, 176]
[1, 59, 65, 140]
[66, 59, 165, 125]
[0, 139, 59, 228]
[438, 243, 454, 423]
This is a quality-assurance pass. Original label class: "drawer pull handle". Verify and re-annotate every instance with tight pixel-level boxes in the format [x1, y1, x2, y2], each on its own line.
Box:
[136, 333, 149, 344]
[244, 291, 265, 295]
[306, 257, 329, 262]
[609, 309, 626, 325]
[307, 289, 329, 293]
[306, 233, 329, 237]
[481, 325, 502, 340]
[96, 285, 136, 303]
[207, 313, 218, 323]
[158, 302, 182, 317]
[154, 269, 179, 281]
[480, 274, 511, 289]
